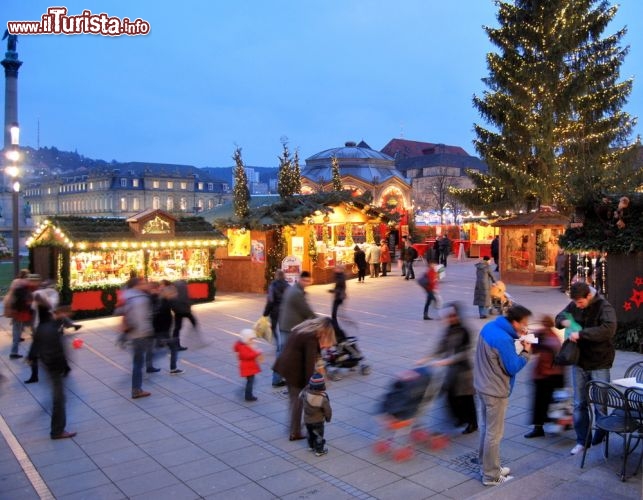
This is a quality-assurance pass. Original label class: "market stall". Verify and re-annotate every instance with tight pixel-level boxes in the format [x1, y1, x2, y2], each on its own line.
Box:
[27, 209, 226, 317]
[213, 192, 393, 292]
[493, 210, 568, 285]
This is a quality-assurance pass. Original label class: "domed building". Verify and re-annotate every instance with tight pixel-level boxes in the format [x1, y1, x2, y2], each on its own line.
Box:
[301, 141, 411, 215]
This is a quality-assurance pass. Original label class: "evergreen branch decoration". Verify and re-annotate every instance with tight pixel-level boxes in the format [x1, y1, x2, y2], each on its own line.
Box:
[331, 156, 342, 191]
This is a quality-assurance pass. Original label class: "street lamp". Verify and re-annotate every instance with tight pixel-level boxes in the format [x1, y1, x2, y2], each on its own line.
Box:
[5, 124, 20, 278]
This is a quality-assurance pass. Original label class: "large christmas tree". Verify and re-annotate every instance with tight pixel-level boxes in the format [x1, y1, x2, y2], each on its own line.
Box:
[453, 0, 638, 214]
[232, 147, 250, 219]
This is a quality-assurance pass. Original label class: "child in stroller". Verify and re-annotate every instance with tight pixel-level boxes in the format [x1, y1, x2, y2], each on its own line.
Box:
[373, 366, 449, 461]
[323, 324, 370, 380]
[490, 280, 512, 315]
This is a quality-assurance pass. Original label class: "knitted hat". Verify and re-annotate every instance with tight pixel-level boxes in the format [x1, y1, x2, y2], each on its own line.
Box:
[240, 329, 256, 344]
[309, 372, 326, 391]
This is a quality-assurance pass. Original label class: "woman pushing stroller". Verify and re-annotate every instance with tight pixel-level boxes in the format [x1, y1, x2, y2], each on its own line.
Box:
[417, 303, 478, 434]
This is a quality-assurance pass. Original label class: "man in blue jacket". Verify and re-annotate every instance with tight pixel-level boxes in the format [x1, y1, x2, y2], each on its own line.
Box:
[474, 305, 532, 486]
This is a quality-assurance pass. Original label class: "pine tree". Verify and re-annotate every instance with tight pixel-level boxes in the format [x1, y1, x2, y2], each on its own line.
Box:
[277, 140, 301, 198]
[232, 147, 250, 219]
[331, 156, 343, 191]
[453, 0, 636, 214]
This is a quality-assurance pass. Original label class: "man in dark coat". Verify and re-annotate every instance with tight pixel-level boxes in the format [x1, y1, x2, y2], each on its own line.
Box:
[491, 235, 500, 272]
[438, 235, 451, 267]
[264, 269, 290, 386]
[555, 282, 617, 456]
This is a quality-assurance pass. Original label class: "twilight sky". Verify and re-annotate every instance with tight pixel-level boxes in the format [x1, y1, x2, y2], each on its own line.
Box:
[4, 0, 643, 168]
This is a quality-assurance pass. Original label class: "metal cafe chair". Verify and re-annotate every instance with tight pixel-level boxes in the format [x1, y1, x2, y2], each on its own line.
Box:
[580, 381, 639, 481]
[624, 361, 643, 382]
[624, 387, 643, 477]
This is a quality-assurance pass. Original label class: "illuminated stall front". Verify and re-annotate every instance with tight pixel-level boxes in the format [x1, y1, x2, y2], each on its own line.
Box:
[27, 209, 226, 317]
[493, 211, 569, 286]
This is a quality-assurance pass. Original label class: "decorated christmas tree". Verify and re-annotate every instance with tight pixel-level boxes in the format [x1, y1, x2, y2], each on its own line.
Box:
[331, 156, 342, 192]
[232, 147, 250, 219]
[452, 0, 637, 214]
[277, 140, 301, 199]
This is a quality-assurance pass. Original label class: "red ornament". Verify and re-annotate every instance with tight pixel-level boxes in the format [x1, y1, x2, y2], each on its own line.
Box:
[629, 289, 643, 308]
[72, 338, 84, 349]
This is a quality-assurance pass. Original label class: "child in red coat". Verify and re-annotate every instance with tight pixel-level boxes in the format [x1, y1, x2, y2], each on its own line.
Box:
[234, 329, 263, 401]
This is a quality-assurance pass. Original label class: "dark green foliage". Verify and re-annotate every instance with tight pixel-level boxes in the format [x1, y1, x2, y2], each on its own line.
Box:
[454, 0, 636, 214]
[232, 147, 251, 219]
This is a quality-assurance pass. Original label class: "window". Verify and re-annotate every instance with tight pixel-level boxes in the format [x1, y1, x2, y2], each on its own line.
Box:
[207, 199, 214, 210]
[132, 197, 140, 211]
[132, 179, 139, 188]
[120, 197, 127, 211]
[180, 197, 187, 211]
[197, 198, 204, 210]
[152, 196, 160, 209]
[180, 181, 187, 190]
[152, 180, 160, 189]
[166, 197, 174, 211]
[120, 178, 127, 188]
[207, 182, 213, 191]
[197, 182, 204, 190]
[167, 181, 174, 189]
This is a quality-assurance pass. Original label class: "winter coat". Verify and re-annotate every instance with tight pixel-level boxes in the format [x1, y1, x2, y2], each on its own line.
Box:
[119, 288, 154, 340]
[279, 283, 315, 333]
[300, 387, 332, 424]
[367, 245, 381, 264]
[273, 330, 320, 389]
[555, 293, 616, 370]
[234, 341, 262, 377]
[435, 322, 474, 397]
[353, 248, 367, 272]
[332, 271, 346, 302]
[33, 318, 69, 373]
[263, 278, 289, 319]
[474, 315, 529, 398]
[532, 327, 564, 379]
[380, 243, 391, 263]
[473, 261, 495, 307]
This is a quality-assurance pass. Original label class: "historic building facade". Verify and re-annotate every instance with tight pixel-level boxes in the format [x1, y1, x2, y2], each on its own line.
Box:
[23, 162, 229, 224]
[381, 139, 488, 211]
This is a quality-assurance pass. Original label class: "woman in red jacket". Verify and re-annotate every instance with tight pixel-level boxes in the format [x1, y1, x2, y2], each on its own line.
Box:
[234, 329, 263, 402]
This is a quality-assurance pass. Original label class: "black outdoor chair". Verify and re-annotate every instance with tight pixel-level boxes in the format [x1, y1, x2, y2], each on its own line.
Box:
[580, 380, 640, 481]
[624, 361, 643, 382]
[624, 387, 643, 477]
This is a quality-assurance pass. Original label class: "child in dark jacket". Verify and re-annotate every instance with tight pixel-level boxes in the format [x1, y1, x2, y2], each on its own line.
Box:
[300, 372, 332, 456]
[234, 329, 263, 401]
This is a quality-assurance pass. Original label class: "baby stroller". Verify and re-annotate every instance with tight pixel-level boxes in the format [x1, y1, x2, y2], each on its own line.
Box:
[323, 317, 370, 380]
[373, 366, 449, 461]
[490, 280, 513, 315]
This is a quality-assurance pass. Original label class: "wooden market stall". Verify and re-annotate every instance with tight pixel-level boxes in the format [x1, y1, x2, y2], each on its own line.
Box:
[26, 209, 226, 317]
[493, 210, 569, 286]
[213, 192, 392, 293]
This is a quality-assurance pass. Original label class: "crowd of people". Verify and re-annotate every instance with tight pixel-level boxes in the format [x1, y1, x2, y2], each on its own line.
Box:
[3, 246, 618, 487]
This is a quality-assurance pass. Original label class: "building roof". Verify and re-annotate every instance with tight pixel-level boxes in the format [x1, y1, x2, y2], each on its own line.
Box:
[395, 152, 488, 173]
[492, 211, 570, 227]
[381, 139, 470, 159]
[303, 141, 407, 184]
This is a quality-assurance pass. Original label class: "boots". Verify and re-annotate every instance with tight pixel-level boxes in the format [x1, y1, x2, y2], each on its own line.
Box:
[524, 425, 545, 438]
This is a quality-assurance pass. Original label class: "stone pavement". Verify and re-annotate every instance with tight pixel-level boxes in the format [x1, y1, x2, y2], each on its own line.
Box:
[0, 257, 641, 499]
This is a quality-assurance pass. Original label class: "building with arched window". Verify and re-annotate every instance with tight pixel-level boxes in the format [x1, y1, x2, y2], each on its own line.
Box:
[301, 141, 411, 215]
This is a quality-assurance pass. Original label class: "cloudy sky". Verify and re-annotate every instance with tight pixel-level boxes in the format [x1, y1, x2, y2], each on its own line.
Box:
[4, 0, 642, 168]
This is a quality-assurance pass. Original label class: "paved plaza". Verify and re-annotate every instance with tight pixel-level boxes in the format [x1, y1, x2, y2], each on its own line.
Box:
[0, 257, 641, 499]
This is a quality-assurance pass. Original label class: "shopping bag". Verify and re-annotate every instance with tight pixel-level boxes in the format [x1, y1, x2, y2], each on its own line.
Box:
[553, 339, 579, 366]
[254, 315, 272, 343]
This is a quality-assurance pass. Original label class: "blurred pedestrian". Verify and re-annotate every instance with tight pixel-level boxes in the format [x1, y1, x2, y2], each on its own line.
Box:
[491, 235, 500, 272]
[438, 234, 451, 267]
[264, 269, 289, 386]
[171, 279, 199, 351]
[353, 245, 367, 283]
[524, 315, 564, 439]
[380, 240, 391, 277]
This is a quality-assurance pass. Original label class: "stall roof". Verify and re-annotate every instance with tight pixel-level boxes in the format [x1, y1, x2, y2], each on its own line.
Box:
[31, 213, 226, 243]
[493, 211, 570, 226]
[214, 191, 394, 229]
